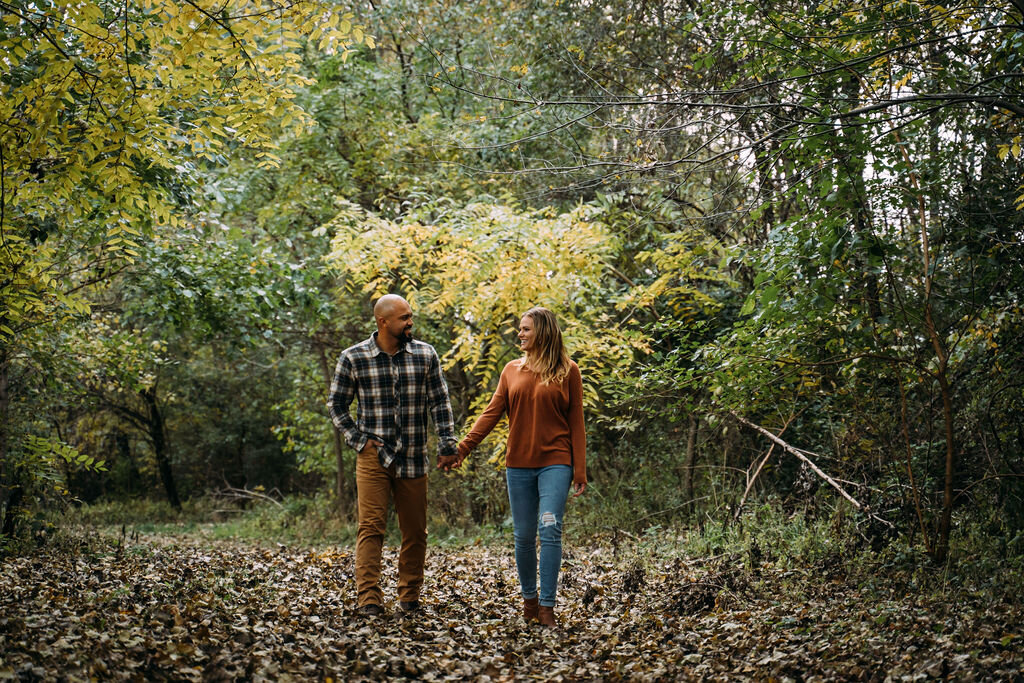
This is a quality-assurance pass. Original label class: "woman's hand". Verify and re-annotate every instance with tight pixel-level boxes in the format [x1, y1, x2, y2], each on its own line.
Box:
[572, 480, 586, 497]
[452, 443, 469, 469]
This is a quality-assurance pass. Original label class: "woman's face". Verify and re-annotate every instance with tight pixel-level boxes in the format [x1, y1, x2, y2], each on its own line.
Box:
[518, 316, 536, 353]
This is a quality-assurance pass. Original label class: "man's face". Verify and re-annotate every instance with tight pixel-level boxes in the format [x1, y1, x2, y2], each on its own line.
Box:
[381, 300, 414, 344]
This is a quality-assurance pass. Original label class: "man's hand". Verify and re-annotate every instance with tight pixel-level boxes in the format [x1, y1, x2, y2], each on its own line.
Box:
[360, 439, 381, 455]
[437, 454, 459, 472]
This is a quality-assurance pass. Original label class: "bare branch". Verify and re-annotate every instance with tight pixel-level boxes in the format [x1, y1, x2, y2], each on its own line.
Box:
[213, 485, 284, 508]
[730, 412, 894, 528]
[840, 94, 1024, 120]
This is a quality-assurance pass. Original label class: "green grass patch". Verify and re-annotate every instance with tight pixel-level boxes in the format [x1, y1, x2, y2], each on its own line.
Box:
[57, 493, 512, 549]
[48, 492, 1024, 606]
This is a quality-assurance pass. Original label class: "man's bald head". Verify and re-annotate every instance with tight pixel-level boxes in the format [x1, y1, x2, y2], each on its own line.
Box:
[373, 294, 408, 319]
[373, 294, 414, 351]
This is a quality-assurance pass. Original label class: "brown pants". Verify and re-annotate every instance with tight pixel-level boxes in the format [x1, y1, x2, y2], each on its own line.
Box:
[355, 449, 428, 607]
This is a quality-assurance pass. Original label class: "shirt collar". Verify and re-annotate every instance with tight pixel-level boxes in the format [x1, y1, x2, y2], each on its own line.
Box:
[369, 331, 408, 356]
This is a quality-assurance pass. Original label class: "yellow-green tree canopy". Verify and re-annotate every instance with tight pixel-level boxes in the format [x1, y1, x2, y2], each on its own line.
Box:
[0, 0, 368, 524]
[1, 0, 368, 341]
[324, 200, 652, 421]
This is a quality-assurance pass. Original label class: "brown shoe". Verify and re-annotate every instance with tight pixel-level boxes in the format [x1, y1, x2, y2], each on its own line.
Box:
[538, 605, 556, 628]
[523, 597, 539, 622]
[357, 603, 384, 617]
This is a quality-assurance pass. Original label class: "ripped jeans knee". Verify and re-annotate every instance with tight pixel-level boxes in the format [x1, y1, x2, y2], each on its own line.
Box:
[538, 510, 563, 544]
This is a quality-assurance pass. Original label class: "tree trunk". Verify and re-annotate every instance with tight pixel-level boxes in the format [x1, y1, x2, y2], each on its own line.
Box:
[927, 307, 956, 564]
[0, 348, 19, 538]
[115, 430, 142, 495]
[895, 109, 957, 563]
[683, 412, 698, 504]
[837, 71, 883, 322]
[921, 84, 957, 564]
[140, 387, 181, 510]
[234, 428, 247, 489]
[315, 341, 348, 503]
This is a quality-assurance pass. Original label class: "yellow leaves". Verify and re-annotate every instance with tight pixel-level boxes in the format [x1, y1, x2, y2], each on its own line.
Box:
[317, 35, 338, 53]
[891, 72, 912, 91]
[323, 201, 644, 433]
[10, 39, 30, 60]
[74, 2, 106, 25]
[997, 136, 1022, 162]
[2, 0, 373, 348]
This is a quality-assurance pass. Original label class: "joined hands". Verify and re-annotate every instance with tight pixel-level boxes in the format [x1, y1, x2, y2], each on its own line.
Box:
[438, 453, 465, 472]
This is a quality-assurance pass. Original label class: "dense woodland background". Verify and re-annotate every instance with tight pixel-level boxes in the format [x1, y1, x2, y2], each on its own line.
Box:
[2, 0, 1024, 573]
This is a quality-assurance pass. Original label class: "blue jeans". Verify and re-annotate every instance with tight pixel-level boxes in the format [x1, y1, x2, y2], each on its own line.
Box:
[506, 465, 573, 607]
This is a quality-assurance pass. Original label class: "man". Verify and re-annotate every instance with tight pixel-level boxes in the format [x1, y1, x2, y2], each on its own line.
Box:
[327, 294, 459, 616]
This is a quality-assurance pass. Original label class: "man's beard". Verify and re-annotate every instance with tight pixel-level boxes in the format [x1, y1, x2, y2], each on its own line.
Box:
[397, 329, 414, 345]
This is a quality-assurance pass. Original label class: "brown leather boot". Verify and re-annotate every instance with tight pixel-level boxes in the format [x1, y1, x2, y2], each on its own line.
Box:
[537, 605, 556, 628]
[523, 597, 539, 622]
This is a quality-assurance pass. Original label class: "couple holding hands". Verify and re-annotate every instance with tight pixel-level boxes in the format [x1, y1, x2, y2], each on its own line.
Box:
[327, 294, 586, 629]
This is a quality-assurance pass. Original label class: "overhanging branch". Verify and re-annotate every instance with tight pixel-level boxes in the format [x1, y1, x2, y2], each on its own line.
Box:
[840, 94, 1024, 120]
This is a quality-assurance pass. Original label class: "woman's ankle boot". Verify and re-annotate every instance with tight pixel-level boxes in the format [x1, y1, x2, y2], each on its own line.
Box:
[538, 605, 556, 628]
[523, 597, 539, 622]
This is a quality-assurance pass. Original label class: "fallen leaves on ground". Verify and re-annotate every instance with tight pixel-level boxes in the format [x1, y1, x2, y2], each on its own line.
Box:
[1, 533, 1021, 681]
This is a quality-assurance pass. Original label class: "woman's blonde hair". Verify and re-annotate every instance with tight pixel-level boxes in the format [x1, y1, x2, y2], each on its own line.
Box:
[520, 307, 571, 385]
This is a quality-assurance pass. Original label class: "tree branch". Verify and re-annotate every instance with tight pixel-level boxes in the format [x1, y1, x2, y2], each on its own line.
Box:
[180, 0, 257, 73]
[730, 412, 893, 528]
[734, 412, 798, 520]
[1008, 0, 1024, 22]
[840, 94, 1024, 120]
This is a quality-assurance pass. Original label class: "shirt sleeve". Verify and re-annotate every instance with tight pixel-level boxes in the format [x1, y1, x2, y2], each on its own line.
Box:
[568, 362, 587, 485]
[326, 353, 368, 453]
[425, 349, 458, 458]
[457, 367, 509, 458]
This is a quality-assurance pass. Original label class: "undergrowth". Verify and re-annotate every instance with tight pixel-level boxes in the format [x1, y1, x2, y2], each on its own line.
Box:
[55, 493, 508, 550]
[41, 493, 1024, 604]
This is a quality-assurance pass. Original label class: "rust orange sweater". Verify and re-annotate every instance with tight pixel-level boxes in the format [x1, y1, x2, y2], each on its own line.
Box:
[457, 359, 586, 484]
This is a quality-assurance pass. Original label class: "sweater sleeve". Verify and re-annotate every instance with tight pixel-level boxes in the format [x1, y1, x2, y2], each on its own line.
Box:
[457, 367, 509, 458]
[568, 362, 587, 484]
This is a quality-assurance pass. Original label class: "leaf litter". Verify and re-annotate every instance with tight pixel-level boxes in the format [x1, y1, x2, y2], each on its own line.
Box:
[1, 534, 1021, 681]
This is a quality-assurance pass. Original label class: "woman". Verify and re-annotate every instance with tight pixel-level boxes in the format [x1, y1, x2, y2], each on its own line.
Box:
[455, 307, 586, 628]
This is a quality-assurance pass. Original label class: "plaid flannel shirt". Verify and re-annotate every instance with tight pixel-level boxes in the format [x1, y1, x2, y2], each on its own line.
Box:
[327, 333, 458, 478]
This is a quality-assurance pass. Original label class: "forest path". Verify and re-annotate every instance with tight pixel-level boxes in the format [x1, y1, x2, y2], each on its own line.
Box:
[1, 532, 1020, 681]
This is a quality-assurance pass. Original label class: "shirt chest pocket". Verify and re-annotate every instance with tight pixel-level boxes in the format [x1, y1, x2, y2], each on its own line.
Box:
[390, 357, 427, 401]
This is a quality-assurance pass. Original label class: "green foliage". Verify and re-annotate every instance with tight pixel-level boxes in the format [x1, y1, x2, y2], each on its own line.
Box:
[1, 0, 368, 339]
[5, 435, 106, 507]
[24, 435, 107, 479]
[324, 198, 650, 443]
[5, 0, 1022, 573]
[1, 0, 370, 536]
